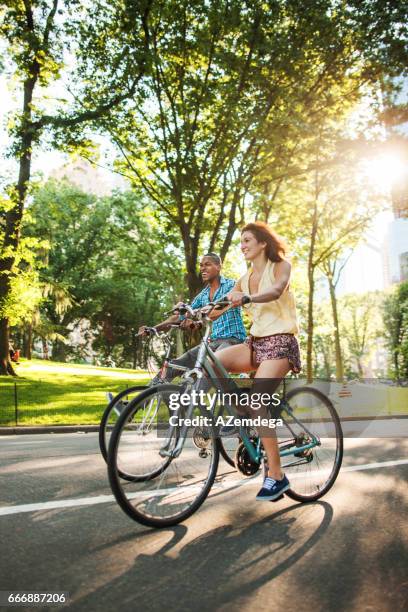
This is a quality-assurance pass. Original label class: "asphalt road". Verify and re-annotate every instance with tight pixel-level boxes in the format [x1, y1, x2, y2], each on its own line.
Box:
[0, 431, 407, 612]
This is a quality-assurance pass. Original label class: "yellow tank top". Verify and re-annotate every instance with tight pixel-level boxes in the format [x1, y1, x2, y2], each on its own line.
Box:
[241, 260, 299, 337]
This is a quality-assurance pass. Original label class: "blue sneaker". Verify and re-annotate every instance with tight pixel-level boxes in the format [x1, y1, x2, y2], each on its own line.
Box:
[255, 474, 290, 501]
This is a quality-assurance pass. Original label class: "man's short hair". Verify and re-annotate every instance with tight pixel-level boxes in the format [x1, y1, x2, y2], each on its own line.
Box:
[203, 252, 222, 265]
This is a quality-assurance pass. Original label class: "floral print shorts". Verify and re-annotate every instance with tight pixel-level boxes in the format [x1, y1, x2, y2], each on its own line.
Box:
[244, 333, 302, 373]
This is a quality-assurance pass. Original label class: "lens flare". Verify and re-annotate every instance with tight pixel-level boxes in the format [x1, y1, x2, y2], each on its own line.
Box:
[363, 153, 407, 190]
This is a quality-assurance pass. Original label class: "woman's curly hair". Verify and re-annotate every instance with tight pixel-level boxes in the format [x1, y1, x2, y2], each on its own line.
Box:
[241, 221, 287, 262]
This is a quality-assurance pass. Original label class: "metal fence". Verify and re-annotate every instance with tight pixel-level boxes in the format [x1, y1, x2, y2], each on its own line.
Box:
[1, 377, 407, 428]
[0, 381, 134, 427]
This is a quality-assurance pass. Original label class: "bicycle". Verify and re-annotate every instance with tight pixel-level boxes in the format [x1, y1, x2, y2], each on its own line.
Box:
[99, 324, 238, 469]
[107, 299, 343, 527]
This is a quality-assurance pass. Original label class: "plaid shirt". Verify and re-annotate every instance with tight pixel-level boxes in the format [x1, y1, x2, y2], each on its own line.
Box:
[191, 276, 246, 341]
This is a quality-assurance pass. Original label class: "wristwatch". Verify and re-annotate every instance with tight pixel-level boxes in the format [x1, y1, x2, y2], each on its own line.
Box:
[241, 295, 252, 305]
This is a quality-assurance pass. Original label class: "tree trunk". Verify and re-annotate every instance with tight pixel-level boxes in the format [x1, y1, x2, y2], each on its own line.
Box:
[42, 339, 49, 360]
[306, 205, 318, 382]
[306, 267, 315, 383]
[185, 249, 202, 299]
[27, 324, 33, 360]
[185, 268, 203, 299]
[306, 150, 320, 383]
[25, 323, 33, 359]
[0, 318, 16, 375]
[0, 71, 37, 374]
[393, 350, 400, 382]
[322, 345, 331, 380]
[180, 225, 203, 299]
[22, 327, 28, 358]
[328, 276, 344, 381]
[357, 358, 363, 377]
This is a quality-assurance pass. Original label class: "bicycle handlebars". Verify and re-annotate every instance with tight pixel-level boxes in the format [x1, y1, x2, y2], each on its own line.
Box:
[167, 298, 231, 319]
[137, 322, 180, 337]
[136, 326, 158, 338]
[138, 298, 234, 340]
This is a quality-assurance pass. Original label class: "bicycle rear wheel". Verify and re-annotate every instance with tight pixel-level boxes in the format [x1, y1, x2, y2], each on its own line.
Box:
[108, 384, 220, 527]
[278, 386, 343, 502]
[99, 385, 149, 463]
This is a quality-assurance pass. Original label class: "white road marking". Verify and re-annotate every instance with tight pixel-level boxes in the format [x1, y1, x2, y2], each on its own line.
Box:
[336, 458, 408, 473]
[1, 440, 48, 445]
[0, 457, 407, 517]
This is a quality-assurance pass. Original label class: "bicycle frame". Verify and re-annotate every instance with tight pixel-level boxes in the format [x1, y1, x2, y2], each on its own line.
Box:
[159, 310, 320, 464]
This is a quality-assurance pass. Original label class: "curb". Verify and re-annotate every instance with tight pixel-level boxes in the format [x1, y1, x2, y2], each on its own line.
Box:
[0, 425, 100, 435]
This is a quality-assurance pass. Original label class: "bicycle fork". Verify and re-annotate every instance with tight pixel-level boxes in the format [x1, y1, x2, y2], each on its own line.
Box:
[158, 392, 200, 459]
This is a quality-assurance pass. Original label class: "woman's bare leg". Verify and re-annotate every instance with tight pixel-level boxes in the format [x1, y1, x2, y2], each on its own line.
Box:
[216, 346, 290, 480]
[253, 359, 291, 480]
[213, 343, 253, 374]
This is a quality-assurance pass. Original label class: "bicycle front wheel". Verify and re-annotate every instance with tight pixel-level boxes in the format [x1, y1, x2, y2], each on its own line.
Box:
[279, 386, 343, 502]
[107, 384, 220, 527]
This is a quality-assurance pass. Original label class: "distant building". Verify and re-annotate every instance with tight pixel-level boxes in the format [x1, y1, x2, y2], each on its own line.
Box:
[336, 241, 385, 296]
[384, 217, 408, 286]
[379, 74, 408, 285]
[401, 251, 408, 282]
[50, 157, 126, 196]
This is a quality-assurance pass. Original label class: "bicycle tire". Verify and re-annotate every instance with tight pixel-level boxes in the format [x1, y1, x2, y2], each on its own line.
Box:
[108, 384, 220, 528]
[279, 386, 343, 502]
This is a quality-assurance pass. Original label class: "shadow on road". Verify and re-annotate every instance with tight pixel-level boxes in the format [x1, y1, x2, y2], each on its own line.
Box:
[69, 501, 333, 611]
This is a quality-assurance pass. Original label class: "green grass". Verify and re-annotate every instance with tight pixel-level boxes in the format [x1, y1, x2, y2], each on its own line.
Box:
[1, 359, 407, 427]
[0, 359, 150, 426]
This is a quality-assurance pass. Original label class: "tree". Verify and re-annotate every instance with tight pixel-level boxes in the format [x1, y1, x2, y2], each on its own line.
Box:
[260, 116, 383, 381]
[382, 282, 408, 381]
[110, 0, 408, 297]
[312, 299, 336, 379]
[15, 279, 73, 360]
[24, 180, 184, 366]
[320, 253, 352, 381]
[0, 0, 153, 374]
[341, 292, 383, 378]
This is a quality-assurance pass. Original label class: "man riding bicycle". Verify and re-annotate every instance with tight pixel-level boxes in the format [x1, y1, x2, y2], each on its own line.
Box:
[139, 253, 246, 382]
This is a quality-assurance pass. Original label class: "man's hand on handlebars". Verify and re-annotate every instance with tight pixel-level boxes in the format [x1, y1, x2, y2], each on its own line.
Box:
[180, 318, 200, 331]
[138, 325, 156, 337]
[138, 325, 149, 336]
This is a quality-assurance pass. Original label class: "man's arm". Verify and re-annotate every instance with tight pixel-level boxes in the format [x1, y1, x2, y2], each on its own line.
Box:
[205, 279, 242, 320]
[138, 305, 183, 335]
[154, 314, 180, 332]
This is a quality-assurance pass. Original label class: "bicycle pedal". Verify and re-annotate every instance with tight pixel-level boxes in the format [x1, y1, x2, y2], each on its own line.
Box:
[270, 494, 284, 503]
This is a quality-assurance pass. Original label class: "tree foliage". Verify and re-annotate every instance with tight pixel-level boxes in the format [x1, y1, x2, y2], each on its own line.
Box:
[110, 0, 408, 296]
[0, 0, 153, 373]
[382, 282, 408, 381]
[22, 180, 184, 366]
[2, 0, 408, 375]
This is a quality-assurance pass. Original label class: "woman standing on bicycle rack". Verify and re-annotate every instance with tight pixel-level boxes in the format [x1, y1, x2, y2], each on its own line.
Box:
[215, 221, 301, 502]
